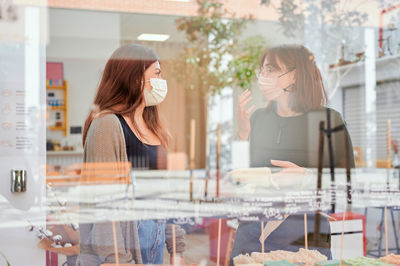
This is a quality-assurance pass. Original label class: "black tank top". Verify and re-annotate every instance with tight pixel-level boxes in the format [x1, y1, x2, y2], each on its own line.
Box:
[116, 114, 166, 170]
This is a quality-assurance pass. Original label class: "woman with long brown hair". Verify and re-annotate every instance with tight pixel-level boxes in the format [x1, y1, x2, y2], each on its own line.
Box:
[237, 44, 354, 168]
[77, 44, 185, 265]
[231, 45, 355, 263]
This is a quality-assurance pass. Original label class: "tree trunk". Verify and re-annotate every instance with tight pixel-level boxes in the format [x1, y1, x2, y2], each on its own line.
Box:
[185, 88, 208, 169]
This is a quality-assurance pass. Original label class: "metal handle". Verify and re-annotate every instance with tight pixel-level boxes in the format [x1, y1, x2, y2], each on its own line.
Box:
[11, 170, 27, 192]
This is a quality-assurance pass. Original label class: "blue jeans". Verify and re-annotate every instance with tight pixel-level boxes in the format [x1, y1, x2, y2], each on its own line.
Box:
[137, 220, 166, 264]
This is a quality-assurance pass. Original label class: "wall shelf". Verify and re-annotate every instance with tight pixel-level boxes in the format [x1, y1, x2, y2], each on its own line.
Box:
[46, 85, 66, 90]
[46, 80, 68, 136]
[327, 54, 400, 89]
[48, 106, 66, 110]
[48, 126, 66, 131]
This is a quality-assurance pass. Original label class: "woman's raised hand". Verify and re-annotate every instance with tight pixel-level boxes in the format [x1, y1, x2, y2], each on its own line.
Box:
[237, 89, 255, 140]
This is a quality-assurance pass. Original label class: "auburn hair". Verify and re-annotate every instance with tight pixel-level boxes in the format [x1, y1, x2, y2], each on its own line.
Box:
[260, 45, 327, 113]
[82, 44, 169, 148]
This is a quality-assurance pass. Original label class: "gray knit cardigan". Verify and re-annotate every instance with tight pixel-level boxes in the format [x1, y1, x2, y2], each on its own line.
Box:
[76, 113, 185, 266]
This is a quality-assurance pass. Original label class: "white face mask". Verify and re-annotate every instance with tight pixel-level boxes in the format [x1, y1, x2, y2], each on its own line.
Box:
[143, 78, 168, 106]
[258, 75, 283, 101]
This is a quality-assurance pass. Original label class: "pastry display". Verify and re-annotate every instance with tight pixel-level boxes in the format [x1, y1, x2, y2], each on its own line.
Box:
[296, 248, 328, 264]
[344, 256, 396, 265]
[315, 260, 340, 266]
[252, 248, 327, 265]
[251, 250, 297, 263]
[234, 248, 327, 265]
[234, 264, 263, 266]
[264, 260, 296, 265]
[233, 253, 257, 265]
[380, 254, 400, 266]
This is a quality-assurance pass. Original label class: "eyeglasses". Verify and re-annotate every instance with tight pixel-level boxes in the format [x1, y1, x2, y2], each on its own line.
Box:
[256, 67, 295, 78]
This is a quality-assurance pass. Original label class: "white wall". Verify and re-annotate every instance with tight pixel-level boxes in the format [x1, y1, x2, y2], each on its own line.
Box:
[0, 5, 46, 266]
[46, 8, 121, 148]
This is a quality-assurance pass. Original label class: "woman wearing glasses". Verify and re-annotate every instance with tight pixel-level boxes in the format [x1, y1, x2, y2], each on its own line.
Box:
[238, 44, 354, 169]
[231, 45, 355, 262]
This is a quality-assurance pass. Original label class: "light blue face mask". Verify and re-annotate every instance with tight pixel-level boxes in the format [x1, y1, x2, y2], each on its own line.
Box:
[144, 78, 168, 106]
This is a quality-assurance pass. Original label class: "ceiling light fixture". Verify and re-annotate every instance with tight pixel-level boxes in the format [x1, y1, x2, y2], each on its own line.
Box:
[137, 33, 170, 42]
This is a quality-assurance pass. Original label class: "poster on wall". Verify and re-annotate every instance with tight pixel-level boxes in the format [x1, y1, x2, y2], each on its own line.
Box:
[0, 79, 39, 156]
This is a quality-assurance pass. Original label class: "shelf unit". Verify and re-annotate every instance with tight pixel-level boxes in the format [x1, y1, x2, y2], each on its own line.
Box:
[46, 80, 68, 136]
[327, 54, 400, 164]
[48, 106, 66, 111]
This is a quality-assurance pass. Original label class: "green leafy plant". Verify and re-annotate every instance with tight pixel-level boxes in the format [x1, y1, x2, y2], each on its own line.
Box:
[229, 35, 266, 90]
[261, 0, 368, 38]
[261, 0, 369, 63]
[174, 0, 265, 95]
[173, 0, 266, 168]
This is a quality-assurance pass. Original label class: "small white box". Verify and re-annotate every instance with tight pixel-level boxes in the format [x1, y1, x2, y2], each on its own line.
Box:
[330, 219, 363, 259]
[330, 219, 363, 234]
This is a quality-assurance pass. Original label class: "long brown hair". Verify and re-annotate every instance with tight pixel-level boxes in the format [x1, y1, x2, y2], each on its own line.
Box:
[260, 45, 327, 113]
[82, 44, 169, 148]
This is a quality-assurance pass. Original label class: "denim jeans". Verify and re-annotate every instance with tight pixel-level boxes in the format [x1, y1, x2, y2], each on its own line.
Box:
[137, 220, 166, 264]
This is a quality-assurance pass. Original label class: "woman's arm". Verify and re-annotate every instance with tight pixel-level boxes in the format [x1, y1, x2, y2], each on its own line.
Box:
[84, 222, 136, 264]
[84, 114, 127, 163]
[165, 224, 186, 255]
[79, 114, 142, 264]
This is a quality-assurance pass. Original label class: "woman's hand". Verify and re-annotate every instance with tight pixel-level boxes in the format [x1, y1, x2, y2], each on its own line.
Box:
[237, 89, 255, 140]
[271, 160, 303, 169]
[270, 160, 307, 189]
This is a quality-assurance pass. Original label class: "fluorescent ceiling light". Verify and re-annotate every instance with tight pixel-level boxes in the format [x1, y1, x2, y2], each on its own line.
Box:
[137, 33, 170, 42]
